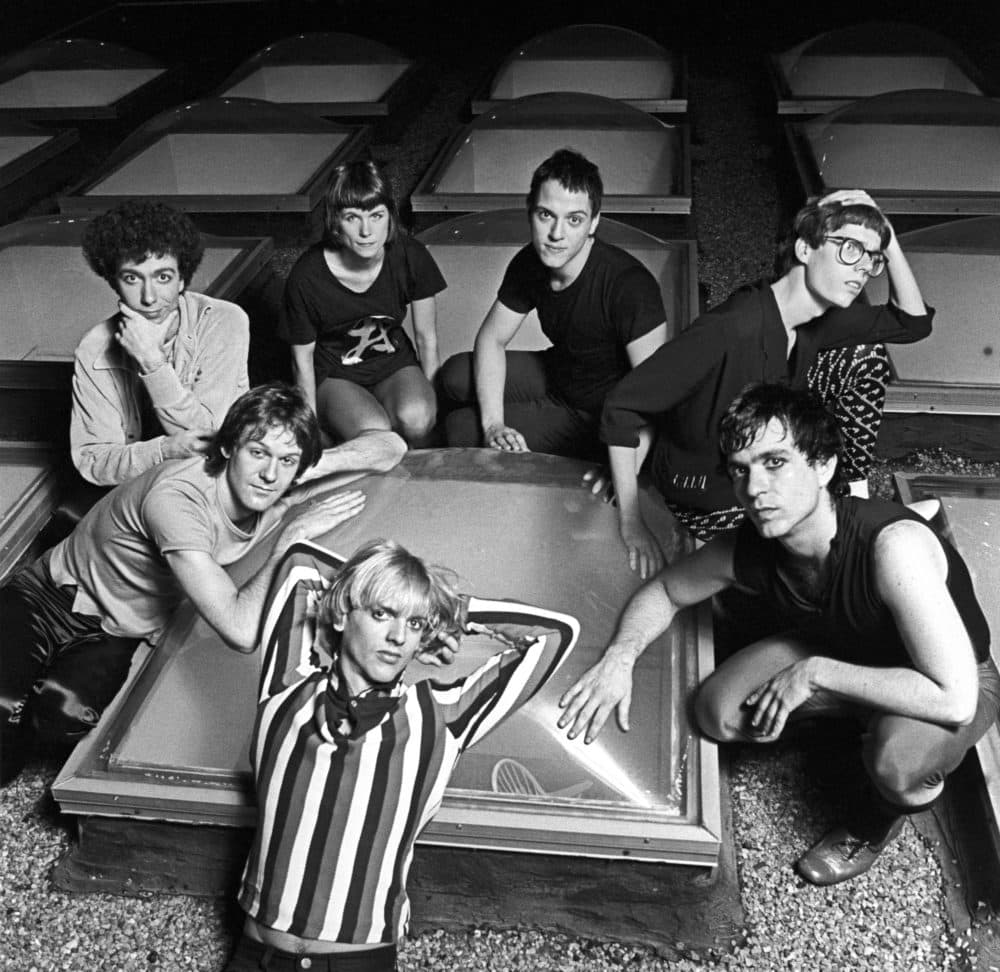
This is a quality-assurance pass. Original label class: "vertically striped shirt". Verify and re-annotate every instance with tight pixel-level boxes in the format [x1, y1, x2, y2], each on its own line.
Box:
[237, 542, 579, 945]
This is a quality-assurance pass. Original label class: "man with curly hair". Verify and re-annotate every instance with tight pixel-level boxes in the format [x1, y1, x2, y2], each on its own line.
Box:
[72, 200, 250, 486]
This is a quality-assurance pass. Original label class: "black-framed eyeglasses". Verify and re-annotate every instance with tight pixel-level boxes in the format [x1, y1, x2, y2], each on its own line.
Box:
[823, 236, 887, 277]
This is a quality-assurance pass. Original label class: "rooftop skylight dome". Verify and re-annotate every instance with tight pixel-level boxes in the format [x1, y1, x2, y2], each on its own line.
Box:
[412, 92, 690, 227]
[57, 97, 367, 218]
[787, 89, 1000, 215]
[0, 39, 168, 122]
[218, 32, 416, 118]
[866, 216, 1000, 415]
[0, 117, 78, 221]
[474, 24, 685, 115]
[771, 22, 986, 114]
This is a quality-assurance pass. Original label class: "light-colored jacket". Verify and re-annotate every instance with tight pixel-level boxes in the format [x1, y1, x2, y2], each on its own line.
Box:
[70, 290, 250, 486]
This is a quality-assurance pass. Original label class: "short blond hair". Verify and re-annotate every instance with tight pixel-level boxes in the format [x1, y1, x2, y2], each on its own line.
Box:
[321, 539, 465, 646]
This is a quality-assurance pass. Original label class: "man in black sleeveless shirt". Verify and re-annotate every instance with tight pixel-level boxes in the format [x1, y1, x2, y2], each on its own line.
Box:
[558, 384, 999, 886]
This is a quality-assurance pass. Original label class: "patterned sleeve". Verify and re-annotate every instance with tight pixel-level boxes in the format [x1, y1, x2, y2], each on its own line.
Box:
[258, 542, 346, 701]
[432, 597, 580, 752]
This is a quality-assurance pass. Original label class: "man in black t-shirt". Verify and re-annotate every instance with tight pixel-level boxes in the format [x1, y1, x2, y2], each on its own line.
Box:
[558, 384, 999, 888]
[439, 149, 667, 461]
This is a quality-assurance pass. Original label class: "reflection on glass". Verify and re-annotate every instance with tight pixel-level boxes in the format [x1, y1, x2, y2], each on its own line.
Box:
[71, 451, 715, 860]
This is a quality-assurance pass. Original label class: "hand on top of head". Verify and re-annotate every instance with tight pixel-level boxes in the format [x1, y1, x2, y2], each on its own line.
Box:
[818, 188, 880, 212]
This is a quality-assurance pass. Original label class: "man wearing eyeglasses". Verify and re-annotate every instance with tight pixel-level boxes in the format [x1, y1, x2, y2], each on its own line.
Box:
[593, 189, 931, 577]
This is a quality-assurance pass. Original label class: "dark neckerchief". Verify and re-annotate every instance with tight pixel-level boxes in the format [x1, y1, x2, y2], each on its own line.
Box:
[323, 657, 402, 739]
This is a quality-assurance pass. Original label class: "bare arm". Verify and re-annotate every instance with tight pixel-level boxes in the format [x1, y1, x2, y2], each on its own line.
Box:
[821, 522, 977, 722]
[608, 443, 663, 579]
[746, 521, 979, 738]
[599, 323, 670, 576]
[290, 342, 318, 416]
[558, 534, 738, 742]
[410, 296, 441, 382]
[286, 428, 406, 499]
[625, 322, 668, 369]
[165, 490, 368, 651]
[473, 299, 529, 451]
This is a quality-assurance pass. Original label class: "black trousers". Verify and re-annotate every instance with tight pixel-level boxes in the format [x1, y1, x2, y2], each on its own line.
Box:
[0, 556, 137, 780]
[438, 350, 603, 461]
[224, 934, 397, 971]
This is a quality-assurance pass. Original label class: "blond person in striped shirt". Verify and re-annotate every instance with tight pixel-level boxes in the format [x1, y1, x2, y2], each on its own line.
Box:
[227, 540, 579, 971]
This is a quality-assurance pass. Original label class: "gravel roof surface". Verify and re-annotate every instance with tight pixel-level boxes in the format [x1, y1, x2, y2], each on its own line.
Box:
[4, 16, 1000, 972]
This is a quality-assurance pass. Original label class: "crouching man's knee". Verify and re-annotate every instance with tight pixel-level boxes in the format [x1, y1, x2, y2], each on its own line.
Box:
[693, 678, 742, 743]
[863, 733, 947, 808]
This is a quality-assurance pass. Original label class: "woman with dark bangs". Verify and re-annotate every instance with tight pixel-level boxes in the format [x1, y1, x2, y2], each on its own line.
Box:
[280, 160, 446, 447]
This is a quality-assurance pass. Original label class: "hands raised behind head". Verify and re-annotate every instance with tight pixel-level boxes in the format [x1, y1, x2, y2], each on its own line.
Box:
[557, 644, 639, 744]
[742, 658, 816, 741]
[162, 427, 214, 459]
[278, 489, 367, 546]
[819, 188, 880, 210]
[418, 629, 461, 667]
[116, 302, 179, 373]
[484, 423, 529, 452]
[818, 189, 896, 244]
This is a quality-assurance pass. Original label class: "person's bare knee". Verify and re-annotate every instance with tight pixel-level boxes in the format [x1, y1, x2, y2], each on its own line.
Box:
[393, 398, 436, 443]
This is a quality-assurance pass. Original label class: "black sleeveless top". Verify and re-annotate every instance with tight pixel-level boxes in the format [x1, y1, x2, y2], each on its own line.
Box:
[732, 497, 990, 667]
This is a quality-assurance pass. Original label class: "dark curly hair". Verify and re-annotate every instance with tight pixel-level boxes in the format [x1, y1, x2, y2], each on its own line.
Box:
[773, 196, 892, 280]
[718, 383, 846, 496]
[82, 200, 205, 286]
[204, 382, 321, 479]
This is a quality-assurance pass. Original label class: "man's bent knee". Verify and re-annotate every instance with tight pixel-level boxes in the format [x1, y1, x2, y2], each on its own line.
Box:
[693, 680, 742, 742]
[864, 734, 948, 806]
